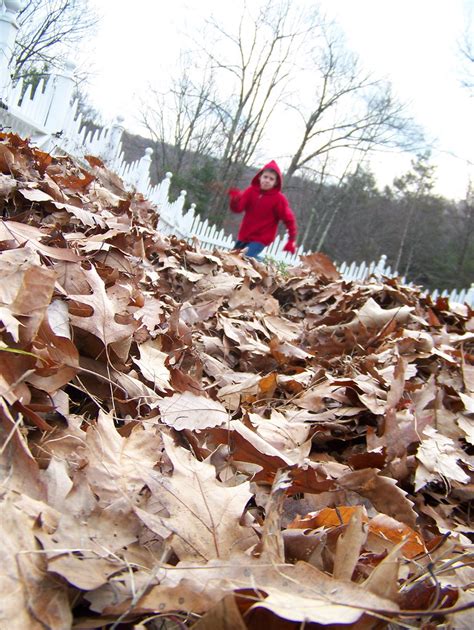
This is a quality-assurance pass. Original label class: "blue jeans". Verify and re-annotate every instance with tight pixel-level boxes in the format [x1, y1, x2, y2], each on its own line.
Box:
[234, 240, 265, 260]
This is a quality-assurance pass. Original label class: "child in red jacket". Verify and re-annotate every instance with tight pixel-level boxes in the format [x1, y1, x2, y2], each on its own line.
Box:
[228, 160, 297, 259]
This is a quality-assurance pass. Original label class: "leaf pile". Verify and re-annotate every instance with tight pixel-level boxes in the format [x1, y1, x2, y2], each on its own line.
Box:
[1, 133, 473, 629]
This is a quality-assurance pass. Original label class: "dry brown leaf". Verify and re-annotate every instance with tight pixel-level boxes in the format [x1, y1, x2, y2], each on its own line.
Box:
[386, 356, 408, 410]
[363, 541, 403, 600]
[457, 415, 474, 445]
[0, 220, 82, 261]
[68, 264, 137, 357]
[133, 338, 171, 391]
[448, 590, 474, 629]
[19, 187, 56, 203]
[289, 506, 361, 529]
[338, 468, 418, 528]
[459, 392, 474, 413]
[158, 390, 229, 430]
[259, 468, 292, 563]
[462, 362, 474, 393]
[228, 282, 279, 315]
[248, 410, 312, 464]
[355, 298, 413, 330]
[85, 410, 162, 511]
[368, 513, 425, 559]
[192, 594, 247, 629]
[35, 508, 142, 590]
[300, 251, 340, 279]
[0, 495, 71, 630]
[0, 172, 16, 196]
[196, 273, 243, 300]
[135, 433, 257, 561]
[415, 426, 472, 490]
[290, 505, 425, 562]
[25, 318, 79, 393]
[112, 369, 163, 409]
[0, 404, 46, 498]
[53, 201, 106, 227]
[1, 135, 473, 628]
[333, 506, 367, 581]
[264, 315, 301, 341]
[161, 560, 400, 624]
[0, 249, 56, 345]
[89, 575, 217, 617]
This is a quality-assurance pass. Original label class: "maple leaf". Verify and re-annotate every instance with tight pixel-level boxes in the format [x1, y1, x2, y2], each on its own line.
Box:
[135, 433, 257, 561]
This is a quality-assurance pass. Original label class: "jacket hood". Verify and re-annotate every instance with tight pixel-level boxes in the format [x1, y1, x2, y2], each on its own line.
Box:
[251, 160, 282, 191]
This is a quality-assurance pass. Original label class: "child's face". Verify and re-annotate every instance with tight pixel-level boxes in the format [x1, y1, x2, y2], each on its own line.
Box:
[259, 170, 278, 190]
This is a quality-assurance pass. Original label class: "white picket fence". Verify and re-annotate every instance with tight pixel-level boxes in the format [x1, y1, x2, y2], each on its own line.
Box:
[339, 256, 474, 306]
[0, 3, 472, 306]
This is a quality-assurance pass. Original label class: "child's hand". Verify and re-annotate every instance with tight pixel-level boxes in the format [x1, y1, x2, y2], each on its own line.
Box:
[283, 239, 296, 254]
[227, 188, 240, 198]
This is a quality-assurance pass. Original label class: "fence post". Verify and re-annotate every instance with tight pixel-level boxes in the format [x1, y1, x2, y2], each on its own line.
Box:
[374, 254, 387, 278]
[466, 283, 474, 308]
[43, 60, 75, 133]
[135, 147, 153, 191]
[0, 0, 22, 94]
[102, 115, 124, 166]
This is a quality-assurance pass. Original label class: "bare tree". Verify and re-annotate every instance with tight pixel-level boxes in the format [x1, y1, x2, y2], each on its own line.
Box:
[140, 59, 221, 177]
[12, 0, 98, 79]
[459, 22, 474, 92]
[203, 0, 318, 185]
[284, 24, 422, 182]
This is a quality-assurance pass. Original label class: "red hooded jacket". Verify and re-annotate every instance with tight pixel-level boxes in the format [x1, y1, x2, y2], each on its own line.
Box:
[229, 160, 297, 246]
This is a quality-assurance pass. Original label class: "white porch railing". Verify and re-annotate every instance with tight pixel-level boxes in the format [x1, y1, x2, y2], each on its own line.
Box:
[0, 2, 472, 307]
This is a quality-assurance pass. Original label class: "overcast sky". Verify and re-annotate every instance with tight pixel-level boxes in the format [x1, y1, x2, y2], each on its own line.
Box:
[85, 0, 473, 200]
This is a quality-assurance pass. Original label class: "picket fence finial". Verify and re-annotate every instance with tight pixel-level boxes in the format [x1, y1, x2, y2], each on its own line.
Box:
[0, 0, 22, 91]
[63, 60, 75, 76]
[3, 1, 24, 12]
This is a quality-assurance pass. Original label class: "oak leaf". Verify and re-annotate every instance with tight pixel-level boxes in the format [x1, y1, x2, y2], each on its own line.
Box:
[135, 433, 257, 561]
[133, 339, 171, 391]
[85, 410, 162, 511]
[160, 560, 400, 624]
[0, 495, 71, 630]
[68, 264, 137, 358]
[415, 426, 472, 490]
[158, 390, 229, 429]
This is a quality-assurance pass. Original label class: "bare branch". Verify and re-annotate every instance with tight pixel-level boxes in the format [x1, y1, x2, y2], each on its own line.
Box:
[12, 0, 98, 78]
